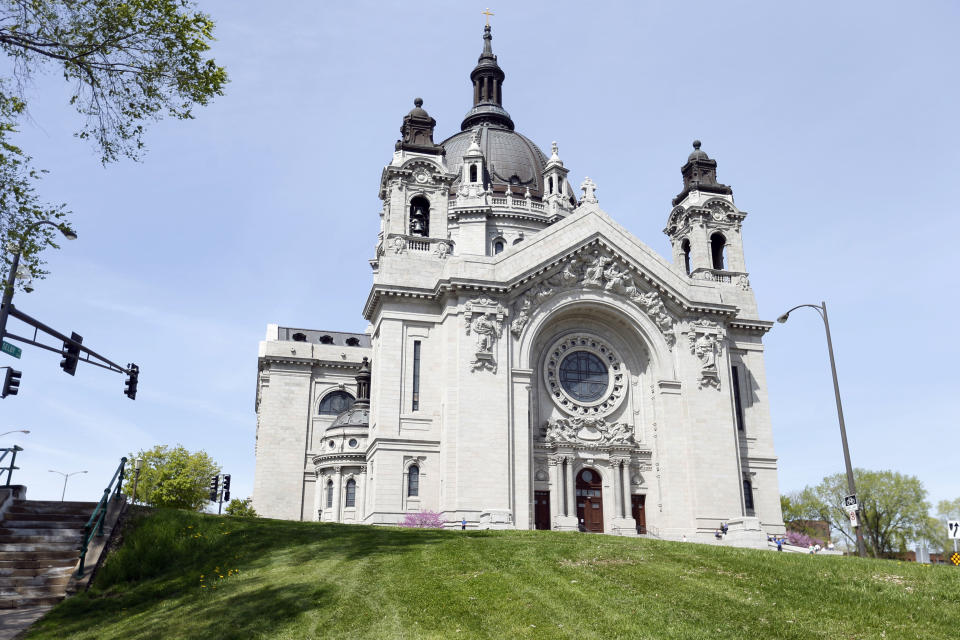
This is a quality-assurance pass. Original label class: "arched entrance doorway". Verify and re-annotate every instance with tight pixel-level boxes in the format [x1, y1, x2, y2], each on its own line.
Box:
[576, 468, 604, 532]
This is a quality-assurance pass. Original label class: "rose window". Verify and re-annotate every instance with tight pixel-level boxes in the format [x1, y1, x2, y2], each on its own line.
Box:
[544, 334, 626, 416]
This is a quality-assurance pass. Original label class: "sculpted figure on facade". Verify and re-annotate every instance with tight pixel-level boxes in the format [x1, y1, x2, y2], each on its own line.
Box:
[433, 239, 451, 259]
[464, 298, 506, 373]
[687, 319, 725, 389]
[508, 245, 676, 346]
[543, 416, 636, 447]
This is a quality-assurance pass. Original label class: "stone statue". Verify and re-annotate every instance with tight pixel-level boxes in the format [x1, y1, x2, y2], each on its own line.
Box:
[472, 313, 497, 353]
[694, 333, 717, 370]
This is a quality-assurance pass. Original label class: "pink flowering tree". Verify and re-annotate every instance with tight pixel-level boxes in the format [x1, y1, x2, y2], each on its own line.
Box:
[399, 510, 445, 528]
[786, 531, 823, 548]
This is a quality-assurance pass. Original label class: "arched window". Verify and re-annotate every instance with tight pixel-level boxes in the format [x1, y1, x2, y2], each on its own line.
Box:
[743, 478, 754, 511]
[409, 196, 429, 237]
[345, 479, 356, 508]
[292, 332, 307, 342]
[319, 335, 334, 344]
[547, 176, 554, 194]
[469, 164, 478, 183]
[681, 238, 691, 275]
[493, 240, 505, 255]
[326, 480, 334, 508]
[345, 337, 360, 346]
[408, 465, 419, 497]
[710, 233, 726, 270]
[318, 391, 354, 415]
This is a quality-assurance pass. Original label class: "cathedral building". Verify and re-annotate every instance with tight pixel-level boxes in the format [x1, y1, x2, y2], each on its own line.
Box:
[253, 25, 786, 544]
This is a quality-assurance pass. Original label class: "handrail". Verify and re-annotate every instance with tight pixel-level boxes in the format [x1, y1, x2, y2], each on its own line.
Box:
[77, 456, 127, 577]
[1, 446, 23, 486]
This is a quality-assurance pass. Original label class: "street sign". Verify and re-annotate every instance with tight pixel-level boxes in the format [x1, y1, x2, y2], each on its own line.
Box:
[1, 341, 21, 359]
[948, 520, 960, 540]
[951, 553, 960, 567]
[849, 510, 858, 527]
[843, 494, 858, 512]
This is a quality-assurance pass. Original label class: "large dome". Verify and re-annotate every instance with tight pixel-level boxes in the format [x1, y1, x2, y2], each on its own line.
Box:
[442, 125, 550, 198]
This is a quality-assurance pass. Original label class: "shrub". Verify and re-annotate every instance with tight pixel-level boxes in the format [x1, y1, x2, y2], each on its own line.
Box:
[786, 531, 823, 548]
[399, 510, 444, 528]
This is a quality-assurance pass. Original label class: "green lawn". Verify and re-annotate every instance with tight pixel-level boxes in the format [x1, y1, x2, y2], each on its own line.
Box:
[27, 509, 960, 640]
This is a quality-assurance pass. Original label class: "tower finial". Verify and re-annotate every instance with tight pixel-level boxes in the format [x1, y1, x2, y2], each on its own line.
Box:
[460, 20, 514, 131]
[482, 7, 494, 26]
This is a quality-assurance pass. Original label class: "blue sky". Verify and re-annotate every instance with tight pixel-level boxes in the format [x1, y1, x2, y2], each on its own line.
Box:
[2, 1, 957, 513]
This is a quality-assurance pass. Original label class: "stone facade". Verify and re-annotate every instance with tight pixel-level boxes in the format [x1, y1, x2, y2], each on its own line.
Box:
[252, 26, 786, 545]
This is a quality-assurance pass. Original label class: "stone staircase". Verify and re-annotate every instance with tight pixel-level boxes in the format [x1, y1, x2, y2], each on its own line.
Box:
[0, 500, 94, 610]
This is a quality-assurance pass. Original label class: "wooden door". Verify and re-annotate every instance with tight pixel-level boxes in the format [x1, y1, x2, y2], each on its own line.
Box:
[534, 490, 550, 530]
[575, 468, 604, 532]
[631, 494, 646, 534]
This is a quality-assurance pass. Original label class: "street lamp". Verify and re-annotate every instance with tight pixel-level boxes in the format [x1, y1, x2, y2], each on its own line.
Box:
[48, 469, 88, 502]
[131, 457, 143, 504]
[777, 300, 866, 558]
[0, 429, 30, 437]
[0, 221, 77, 339]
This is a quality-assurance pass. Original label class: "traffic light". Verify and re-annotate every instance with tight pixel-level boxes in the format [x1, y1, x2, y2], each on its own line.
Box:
[209, 475, 220, 502]
[124, 364, 139, 400]
[222, 474, 231, 502]
[1, 368, 21, 398]
[60, 332, 83, 376]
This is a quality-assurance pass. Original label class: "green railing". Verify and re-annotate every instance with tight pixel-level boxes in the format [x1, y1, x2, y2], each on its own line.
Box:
[77, 456, 127, 577]
[1, 446, 23, 486]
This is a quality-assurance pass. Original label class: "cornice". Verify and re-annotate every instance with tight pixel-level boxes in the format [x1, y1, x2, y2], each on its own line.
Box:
[363, 238, 745, 321]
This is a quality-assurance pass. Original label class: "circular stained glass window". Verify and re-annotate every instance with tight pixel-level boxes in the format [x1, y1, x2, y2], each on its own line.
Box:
[348, 438, 358, 448]
[559, 351, 608, 402]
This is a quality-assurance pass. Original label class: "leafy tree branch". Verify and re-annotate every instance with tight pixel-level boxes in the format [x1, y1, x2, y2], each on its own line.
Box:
[0, 0, 226, 286]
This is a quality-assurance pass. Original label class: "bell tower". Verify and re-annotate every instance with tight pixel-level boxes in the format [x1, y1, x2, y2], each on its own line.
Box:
[664, 141, 747, 278]
[375, 98, 455, 264]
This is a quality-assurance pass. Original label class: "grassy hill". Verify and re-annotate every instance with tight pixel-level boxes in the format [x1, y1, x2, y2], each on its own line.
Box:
[27, 509, 960, 640]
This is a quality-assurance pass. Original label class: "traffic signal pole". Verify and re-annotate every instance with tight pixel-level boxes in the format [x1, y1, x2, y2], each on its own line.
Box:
[1, 221, 138, 399]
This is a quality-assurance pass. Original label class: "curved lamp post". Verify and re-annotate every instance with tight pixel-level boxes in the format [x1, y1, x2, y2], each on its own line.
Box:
[0, 429, 29, 437]
[0, 221, 77, 339]
[777, 301, 866, 558]
[48, 469, 87, 502]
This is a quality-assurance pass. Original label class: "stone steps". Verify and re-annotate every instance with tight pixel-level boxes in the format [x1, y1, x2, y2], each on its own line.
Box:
[0, 499, 95, 614]
[0, 566, 73, 578]
[0, 521, 87, 531]
[3, 512, 90, 523]
[0, 593, 63, 609]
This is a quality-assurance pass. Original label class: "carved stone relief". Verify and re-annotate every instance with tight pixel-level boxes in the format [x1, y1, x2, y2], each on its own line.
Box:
[464, 298, 507, 373]
[509, 246, 676, 347]
[687, 319, 725, 390]
[542, 416, 636, 447]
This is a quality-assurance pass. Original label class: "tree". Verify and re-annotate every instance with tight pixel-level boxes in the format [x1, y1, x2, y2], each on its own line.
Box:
[933, 497, 960, 554]
[780, 492, 829, 540]
[224, 497, 258, 518]
[0, 0, 226, 285]
[795, 469, 932, 558]
[124, 444, 219, 511]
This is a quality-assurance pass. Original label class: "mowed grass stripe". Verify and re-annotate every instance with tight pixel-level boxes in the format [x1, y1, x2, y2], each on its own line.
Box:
[24, 509, 960, 640]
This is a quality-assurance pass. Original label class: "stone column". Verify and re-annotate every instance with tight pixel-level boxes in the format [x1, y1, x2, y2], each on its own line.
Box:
[357, 465, 367, 522]
[548, 457, 560, 523]
[565, 457, 576, 517]
[333, 466, 343, 523]
[621, 461, 630, 518]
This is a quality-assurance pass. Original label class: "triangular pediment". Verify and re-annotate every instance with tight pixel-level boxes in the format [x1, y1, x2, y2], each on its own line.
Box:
[487, 205, 738, 347]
